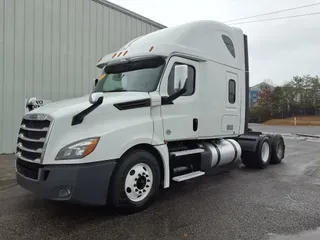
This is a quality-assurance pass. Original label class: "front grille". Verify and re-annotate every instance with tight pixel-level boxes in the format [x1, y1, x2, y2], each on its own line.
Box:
[16, 158, 43, 180]
[22, 119, 51, 129]
[18, 138, 44, 151]
[16, 114, 52, 162]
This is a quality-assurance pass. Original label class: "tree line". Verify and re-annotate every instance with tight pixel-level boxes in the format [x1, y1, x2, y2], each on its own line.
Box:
[249, 75, 320, 122]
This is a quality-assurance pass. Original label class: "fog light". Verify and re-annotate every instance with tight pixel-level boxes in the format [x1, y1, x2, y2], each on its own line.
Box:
[58, 188, 71, 198]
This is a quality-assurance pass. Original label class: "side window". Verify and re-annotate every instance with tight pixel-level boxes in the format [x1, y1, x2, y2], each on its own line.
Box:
[222, 35, 235, 58]
[228, 79, 236, 104]
[168, 63, 195, 96]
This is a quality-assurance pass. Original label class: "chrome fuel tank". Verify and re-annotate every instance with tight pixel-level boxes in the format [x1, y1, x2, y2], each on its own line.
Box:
[202, 139, 242, 167]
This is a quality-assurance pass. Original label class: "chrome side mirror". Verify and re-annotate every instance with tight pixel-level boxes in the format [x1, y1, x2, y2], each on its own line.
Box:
[174, 65, 188, 91]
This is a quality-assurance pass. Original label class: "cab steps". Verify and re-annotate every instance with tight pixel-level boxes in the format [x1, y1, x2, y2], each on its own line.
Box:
[172, 171, 205, 182]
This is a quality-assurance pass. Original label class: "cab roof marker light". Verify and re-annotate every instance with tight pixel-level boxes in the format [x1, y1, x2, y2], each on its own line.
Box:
[112, 53, 117, 58]
[123, 51, 128, 56]
[149, 46, 154, 52]
[117, 52, 123, 57]
[97, 57, 102, 63]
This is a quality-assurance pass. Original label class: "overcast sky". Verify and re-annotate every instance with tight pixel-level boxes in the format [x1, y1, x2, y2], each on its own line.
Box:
[108, 0, 320, 86]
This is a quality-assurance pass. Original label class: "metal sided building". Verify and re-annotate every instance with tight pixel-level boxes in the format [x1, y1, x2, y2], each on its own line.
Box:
[0, 0, 165, 154]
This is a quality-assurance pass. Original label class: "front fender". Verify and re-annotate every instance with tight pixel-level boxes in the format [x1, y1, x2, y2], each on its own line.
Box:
[43, 108, 154, 164]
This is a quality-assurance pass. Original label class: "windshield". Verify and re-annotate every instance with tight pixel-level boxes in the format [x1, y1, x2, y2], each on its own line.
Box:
[93, 56, 165, 93]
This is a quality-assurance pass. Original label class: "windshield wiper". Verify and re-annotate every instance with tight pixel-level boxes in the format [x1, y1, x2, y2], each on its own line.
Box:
[105, 89, 127, 92]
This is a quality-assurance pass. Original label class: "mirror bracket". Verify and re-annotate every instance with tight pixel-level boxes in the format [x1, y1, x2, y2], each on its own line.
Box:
[161, 87, 187, 105]
[71, 93, 104, 126]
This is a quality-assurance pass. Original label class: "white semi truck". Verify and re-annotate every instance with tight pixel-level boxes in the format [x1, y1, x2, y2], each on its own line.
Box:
[16, 20, 285, 213]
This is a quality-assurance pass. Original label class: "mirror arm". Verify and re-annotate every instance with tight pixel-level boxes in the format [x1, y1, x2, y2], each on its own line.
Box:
[71, 96, 103, 126]
[161, 88, 187, 105]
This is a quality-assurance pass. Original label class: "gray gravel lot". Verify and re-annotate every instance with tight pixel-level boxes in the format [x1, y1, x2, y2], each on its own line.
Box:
[1, 126, 320, 240]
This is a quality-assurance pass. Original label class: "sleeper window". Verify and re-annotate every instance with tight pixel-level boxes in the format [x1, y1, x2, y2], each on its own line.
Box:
[222, 35, 236, 58]
[229, 79, 236, 104]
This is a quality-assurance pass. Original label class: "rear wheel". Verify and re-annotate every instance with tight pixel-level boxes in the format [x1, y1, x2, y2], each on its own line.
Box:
[242, 135, 271, 169]
[109, 149, 160, 214]
[269, 134, 285, 164]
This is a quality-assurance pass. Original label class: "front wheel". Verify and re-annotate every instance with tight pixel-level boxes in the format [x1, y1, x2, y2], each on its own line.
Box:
[109, 149, 160, 214]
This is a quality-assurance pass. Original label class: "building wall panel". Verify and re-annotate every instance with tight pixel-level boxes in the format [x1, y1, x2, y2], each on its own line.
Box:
[0, 0, 164, 153]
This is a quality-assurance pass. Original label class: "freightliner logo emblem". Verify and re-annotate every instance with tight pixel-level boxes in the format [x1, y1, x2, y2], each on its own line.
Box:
[27, 114, 47, 121]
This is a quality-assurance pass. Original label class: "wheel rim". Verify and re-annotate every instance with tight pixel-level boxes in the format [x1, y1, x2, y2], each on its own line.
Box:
[276, 140, 284, 159]
[125, 163, 153, 202]
[261, 141, 270, 163]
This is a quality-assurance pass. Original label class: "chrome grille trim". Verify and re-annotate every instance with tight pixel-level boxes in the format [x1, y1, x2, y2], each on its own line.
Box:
[16, 114, 54, 164]
[20, 125, 49, 132]
[17, 143, 43, 153]
[18, 134, 46, 142]
[16, 152, 41, 163]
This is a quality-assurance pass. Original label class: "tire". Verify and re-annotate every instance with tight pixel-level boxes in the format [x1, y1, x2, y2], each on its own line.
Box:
[109, 149, 161, 214]
[242, 135, 272, 169]
[269, 134, 285, 164]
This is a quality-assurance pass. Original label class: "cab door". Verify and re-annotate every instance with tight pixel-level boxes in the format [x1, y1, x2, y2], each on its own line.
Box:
[159, 56, 200, 141]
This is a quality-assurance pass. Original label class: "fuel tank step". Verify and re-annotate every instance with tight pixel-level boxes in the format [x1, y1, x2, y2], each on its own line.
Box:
[172, 171, 205, 182]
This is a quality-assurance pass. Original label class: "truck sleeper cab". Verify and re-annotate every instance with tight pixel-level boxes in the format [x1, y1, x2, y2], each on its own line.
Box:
[16, 20, 286, 213]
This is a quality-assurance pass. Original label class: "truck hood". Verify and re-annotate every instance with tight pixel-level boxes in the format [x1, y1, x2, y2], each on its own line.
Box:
[28, 92, 151, 118]
[26, 91, 155, 164]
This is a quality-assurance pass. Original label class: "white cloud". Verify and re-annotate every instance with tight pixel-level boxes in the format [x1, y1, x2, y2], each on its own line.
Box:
[109, 0, 320, 86]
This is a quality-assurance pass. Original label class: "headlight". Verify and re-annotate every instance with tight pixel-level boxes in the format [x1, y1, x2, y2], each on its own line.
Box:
[55, 137, 100, 160]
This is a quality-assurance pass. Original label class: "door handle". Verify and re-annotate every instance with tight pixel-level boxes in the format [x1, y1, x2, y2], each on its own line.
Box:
[193, 118, 198, 131]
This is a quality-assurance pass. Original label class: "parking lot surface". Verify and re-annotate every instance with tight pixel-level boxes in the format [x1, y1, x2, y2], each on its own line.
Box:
[1, 126, 320, 240]
[249, 123, 320, 136]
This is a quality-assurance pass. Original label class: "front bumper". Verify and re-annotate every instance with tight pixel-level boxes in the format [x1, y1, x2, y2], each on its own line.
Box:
[16, 158, 117, 206]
